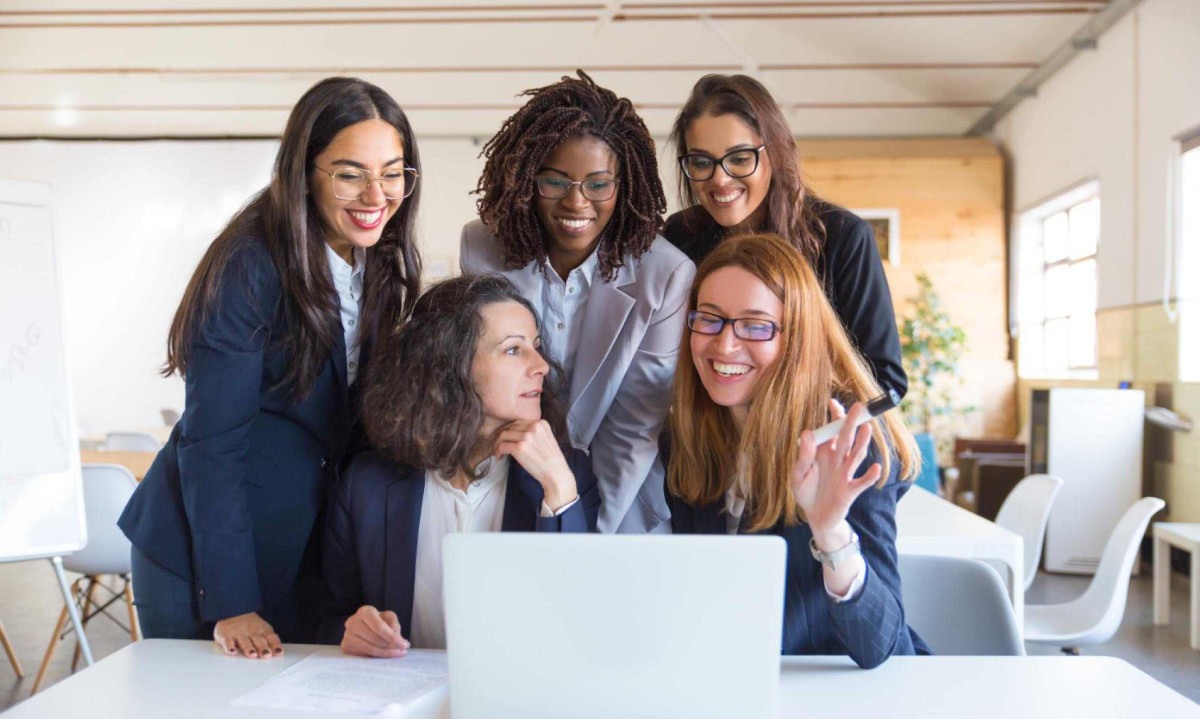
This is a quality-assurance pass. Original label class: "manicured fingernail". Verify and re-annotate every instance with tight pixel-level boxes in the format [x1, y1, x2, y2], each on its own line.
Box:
[248, 650, 257, 657]
[227, 648, 236, 655]
[274, 647, 282, 655]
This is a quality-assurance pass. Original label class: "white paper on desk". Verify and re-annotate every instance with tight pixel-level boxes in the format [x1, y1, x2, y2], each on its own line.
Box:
[231, 648, 447, 715]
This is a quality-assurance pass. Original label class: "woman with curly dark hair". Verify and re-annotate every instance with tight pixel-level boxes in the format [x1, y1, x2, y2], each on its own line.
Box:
[318, 274, 599, 655]
[461, 70, 694, 535]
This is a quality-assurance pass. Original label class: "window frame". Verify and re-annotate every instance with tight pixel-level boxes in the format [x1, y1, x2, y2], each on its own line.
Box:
[1013, 179, 1101, 380]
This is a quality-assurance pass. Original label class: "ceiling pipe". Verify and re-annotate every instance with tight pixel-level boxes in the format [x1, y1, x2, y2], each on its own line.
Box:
[967, 0, 1142, 136]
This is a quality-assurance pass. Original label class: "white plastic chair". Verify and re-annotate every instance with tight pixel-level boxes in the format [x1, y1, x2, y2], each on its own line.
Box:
[899, 554, 1025, 655]
[103, 431, 161, 452]
[994, 474, 1064, 590]
[32, 464, 141, 694]
[1024, 496, 1166, 654]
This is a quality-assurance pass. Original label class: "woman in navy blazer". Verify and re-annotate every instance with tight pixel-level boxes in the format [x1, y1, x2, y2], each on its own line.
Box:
[462, 71, 694, 535]
[664, 233, 929, 669]
[319, 275, 599, 655]
[118, 77, 423, 657]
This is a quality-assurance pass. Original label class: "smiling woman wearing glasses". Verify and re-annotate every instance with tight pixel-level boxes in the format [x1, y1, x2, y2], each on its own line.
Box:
[461, 71, 695, 534]
[118, 77, 423, 659]
[665, 232, 926, 668]
[665, 74, 908, 401]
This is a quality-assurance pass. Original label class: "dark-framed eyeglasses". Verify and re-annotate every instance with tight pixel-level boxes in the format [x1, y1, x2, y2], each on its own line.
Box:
[677, 145, 767, 182]
[535, 176, 619, 202]
[313, 164, 419, 200]
[686, 310, 781, 341]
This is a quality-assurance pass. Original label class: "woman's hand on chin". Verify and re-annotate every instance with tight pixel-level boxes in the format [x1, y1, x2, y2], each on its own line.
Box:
[792, 400, 882, 546]
[341, 605, 410, 658]
[492, 419, 578, 512]
[213, 612, 282, 659]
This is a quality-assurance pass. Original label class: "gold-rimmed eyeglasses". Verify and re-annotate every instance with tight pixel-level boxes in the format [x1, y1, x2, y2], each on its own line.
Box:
[313, 164, 419, 200]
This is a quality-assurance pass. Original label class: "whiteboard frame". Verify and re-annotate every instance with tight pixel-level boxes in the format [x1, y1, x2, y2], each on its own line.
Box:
[0, 177, 87, 564]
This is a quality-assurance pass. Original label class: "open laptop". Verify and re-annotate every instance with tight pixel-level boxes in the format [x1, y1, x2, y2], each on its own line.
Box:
[443, 534, 787, 719]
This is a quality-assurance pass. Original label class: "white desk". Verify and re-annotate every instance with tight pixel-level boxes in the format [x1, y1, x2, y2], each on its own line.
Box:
[7, 640, 1197, 718]
[896, 485, 1025, 629]
[1153, 522, 1200, 649]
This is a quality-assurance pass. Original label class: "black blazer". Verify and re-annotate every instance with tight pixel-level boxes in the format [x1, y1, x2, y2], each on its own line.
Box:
[665, 437, 930, 669]
[119, 236, 360, 629]
[663, 202, 908, 400]
[316, 449, 600, 645]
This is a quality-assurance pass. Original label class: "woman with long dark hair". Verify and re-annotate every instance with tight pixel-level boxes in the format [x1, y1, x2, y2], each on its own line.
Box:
[666, 74, 907, 399]
[119, 77, 422, 657]
[319, 274, 599, 655]
[462, 71, 694, 534]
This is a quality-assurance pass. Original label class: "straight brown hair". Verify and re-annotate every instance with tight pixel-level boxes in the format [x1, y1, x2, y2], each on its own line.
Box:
[667, 233, 919, 532]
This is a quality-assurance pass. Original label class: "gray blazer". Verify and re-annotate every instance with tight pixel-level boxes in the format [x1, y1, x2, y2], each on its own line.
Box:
[460, 219, 696, 533]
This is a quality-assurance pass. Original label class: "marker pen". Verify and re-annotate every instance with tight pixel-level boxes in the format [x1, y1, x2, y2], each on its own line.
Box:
[810, 389, 901, 446]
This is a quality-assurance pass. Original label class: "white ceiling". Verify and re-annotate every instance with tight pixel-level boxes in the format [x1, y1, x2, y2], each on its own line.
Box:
[0, 0, 1112, 138]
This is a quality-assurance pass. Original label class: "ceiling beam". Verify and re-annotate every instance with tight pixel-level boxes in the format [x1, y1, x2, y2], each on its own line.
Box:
[0, 62, 1039, 76]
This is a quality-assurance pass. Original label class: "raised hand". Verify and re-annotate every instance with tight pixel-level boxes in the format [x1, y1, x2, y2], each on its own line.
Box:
[791, 400, 883, 543]
[213, 611, 282, 659]
[491, 419, 578, 512]
[341, 605, 410, 658]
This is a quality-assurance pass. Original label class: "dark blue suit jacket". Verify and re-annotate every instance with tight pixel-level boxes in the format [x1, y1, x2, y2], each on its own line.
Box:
[666, 439, 931, 669]
[317, 449, 600, 645]
[119, 236, 360, 630]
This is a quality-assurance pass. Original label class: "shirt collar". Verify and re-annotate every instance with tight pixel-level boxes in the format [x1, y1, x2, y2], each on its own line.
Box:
[541, 246, 600, 288]
[324, 242, 367, 283]
[433, 454, 510, 498]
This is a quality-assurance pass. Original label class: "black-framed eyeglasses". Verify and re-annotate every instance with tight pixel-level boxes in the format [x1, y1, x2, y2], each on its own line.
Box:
[686, 310, 781, 341]
[313, 164, 419, 200]
[677, 145, 767, 182]
[535, 176, 619, 202]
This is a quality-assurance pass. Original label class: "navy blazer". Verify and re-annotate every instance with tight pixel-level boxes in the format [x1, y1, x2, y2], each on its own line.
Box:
[317, 448, 600, 645]
[666, 438, 931, 669]
[119, 236, 360, 627]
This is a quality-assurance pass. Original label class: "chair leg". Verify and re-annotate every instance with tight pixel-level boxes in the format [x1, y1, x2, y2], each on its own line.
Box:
[31, 601, 71, 695]
[0, 617, 24, 678]
[124, 577, 141, 642]
[71, 577, 99, 672]
[1061, 646, 1080, 656]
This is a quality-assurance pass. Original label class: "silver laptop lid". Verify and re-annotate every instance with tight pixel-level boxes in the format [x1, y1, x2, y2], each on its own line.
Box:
[444, 534, 786, 719]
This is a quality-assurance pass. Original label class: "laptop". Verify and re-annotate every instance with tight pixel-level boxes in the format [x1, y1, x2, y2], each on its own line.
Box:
[443, 533, 787, 719]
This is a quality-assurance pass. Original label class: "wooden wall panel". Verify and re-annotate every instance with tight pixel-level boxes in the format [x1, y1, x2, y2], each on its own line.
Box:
[800, 138, 1016, 439]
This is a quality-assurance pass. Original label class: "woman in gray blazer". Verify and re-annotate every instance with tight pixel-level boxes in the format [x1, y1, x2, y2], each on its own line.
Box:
[461, 71, 694, 533]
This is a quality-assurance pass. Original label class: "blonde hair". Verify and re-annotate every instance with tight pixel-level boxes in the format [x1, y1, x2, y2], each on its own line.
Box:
[667, 233, 919, 532]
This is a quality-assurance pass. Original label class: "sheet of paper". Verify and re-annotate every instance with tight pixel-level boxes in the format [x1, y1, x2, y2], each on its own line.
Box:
[231, 648, 447, 715]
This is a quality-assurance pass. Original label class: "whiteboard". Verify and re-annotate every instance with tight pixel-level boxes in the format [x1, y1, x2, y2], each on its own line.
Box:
[0, 178, 86, 562]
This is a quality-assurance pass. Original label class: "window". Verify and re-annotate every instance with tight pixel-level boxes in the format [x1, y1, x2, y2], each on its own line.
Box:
[1015, 181, 1100, 379]
[1179, 136, 1200, 381]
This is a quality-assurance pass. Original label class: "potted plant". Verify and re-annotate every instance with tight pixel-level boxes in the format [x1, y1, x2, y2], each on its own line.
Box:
[898, 272, 970, 493]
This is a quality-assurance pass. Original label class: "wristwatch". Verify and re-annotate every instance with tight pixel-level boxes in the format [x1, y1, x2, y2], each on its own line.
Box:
[809, 529, 861, 571]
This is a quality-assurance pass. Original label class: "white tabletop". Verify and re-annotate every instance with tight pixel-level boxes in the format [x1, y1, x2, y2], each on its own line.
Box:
[896, 485, 1025, 627]
[1155, 522, 1200, 546]
[7, 640, 1197, 719]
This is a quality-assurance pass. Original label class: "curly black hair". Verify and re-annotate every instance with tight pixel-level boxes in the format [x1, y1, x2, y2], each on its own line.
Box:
[360, 274, 568, 479]
[474, 70, 666, 282]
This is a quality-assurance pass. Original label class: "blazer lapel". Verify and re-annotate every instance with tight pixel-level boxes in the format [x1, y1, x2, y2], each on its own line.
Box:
[567, 261, 638, 421]
[384, 467, 425, 639]
[330, 317, 349, 390]
[501, 461, 542, 532]
[505, 261, 544, 305]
